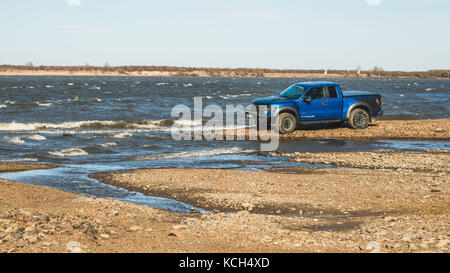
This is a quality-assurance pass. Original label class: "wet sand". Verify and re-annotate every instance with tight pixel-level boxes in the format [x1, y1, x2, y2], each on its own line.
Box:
[0, 164, 55, 173]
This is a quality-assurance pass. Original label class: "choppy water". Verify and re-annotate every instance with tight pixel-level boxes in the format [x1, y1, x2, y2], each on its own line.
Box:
[0, 76, 449, 212]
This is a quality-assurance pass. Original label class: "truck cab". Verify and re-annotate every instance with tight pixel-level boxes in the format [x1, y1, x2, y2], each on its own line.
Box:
[252, 81, 383, 134]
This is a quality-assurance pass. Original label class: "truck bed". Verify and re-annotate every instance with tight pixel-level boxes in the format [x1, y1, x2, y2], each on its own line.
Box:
[343, 91, 379, 97]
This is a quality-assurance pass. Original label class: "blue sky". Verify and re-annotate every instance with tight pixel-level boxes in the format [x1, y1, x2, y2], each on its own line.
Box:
[0, 0, 449, 70]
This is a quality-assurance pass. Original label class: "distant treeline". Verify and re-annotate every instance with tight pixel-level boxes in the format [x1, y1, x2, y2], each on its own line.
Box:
[1, 65, 449, 78]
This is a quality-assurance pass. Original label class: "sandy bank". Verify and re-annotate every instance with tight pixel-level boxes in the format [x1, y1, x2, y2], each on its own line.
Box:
[285, 151, 450, 173]
[0, 164, 55, 173]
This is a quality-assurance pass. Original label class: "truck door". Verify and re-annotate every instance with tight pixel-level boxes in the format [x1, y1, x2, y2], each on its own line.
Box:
[324, 86, 343, 120]
[299, 87, 328, 121]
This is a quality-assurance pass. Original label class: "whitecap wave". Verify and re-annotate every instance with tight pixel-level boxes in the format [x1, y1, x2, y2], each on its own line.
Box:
[0, 120, 167, 131]
[34, 102, 53, 107]
[136, 147, 254, 160]
[0, 104, 7, 109]
[113, 132, 133, 138]
[23, 134, 47, 141]
[48, 148, 88, 157]
[98, 142, 117, 147]
[3, 137, 25, 144]
[0, 119, 234, 133]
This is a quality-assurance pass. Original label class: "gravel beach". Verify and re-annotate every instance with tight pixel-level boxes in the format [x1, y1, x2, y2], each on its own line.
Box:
[90, 150, 448, 253]
[283, 119, 449, 140]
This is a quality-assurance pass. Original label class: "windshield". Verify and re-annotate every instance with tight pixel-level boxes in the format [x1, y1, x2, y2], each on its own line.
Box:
[280, 85, 306, 99]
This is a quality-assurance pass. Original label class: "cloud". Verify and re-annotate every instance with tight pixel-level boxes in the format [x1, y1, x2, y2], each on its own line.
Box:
[67, 0, 81, 6]
[366, 0, 382, 5]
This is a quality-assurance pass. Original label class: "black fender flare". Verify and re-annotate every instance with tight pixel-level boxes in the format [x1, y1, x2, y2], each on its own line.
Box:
[278, 106, 299, 120]
[346, 102, 372, 120]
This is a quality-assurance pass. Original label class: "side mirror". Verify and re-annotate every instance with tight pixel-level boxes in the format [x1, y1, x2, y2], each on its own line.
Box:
[302, 96, 312, 103]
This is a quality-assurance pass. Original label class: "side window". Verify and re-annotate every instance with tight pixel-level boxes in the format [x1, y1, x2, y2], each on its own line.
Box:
[327, 86, 338, 99]
[306, 87, 325, 100]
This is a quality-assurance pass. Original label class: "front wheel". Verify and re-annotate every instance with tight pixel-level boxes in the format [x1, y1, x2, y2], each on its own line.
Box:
[348, 108, 370, 129]
[278, 113, 297, 134]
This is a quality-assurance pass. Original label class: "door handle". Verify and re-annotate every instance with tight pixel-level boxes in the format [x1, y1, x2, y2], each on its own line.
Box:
[322, 101, 328, 106]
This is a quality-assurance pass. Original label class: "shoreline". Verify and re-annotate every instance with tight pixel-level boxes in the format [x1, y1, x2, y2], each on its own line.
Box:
[0, 163, 55, 173]
[92, 151, 449, 215]
[0, 70, 448, 79]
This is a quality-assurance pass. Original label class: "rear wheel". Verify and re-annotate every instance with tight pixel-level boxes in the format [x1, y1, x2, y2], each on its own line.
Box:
[348, 108, 370, 129]
[278, 113, 297, 134]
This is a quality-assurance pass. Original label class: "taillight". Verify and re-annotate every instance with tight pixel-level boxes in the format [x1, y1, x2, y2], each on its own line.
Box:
[376, 98, 382, 107]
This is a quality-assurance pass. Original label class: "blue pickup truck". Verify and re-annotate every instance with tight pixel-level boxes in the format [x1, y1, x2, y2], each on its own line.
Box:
[252, 81, 383, 134]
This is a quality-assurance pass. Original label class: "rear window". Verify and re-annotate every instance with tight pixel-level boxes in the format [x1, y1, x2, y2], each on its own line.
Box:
[328, 86, 338, 98]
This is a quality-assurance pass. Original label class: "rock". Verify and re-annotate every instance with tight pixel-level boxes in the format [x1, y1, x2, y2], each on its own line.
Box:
[435, 128, 444, 133]
[168, 231, 183, 238]
[261, 236, 273, 243]
[236, 211, 250, 216]
[419, 242, 428, 249]
[33, 215, 50, 223]
[383, 216, 396, 222]
[41, 241, 52, 247]
[190, 208, 200, 214]
[242, 202, 254, 211]
[23, 235, 38, 244]
[401, 236, 411, 243]
[129, 226, 141, 232]
[436, 240, 448, 248]
[82, 223, 98, 238]
[59, 221, 73, 231]
[171, 225, 188, 230]
[409, 244, 417, 251]
[107, 210, 119, 217]
[99, 234, 110, 239]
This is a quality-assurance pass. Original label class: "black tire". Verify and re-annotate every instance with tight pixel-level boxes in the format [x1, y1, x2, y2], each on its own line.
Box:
[278, 112, 297, 134]
[348, 108, 370, 129]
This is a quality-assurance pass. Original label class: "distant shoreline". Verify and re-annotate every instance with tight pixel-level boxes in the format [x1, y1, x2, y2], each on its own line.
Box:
[0, 65, 449, 79]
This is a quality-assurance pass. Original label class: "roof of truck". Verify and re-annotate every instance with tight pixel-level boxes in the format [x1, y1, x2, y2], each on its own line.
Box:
[295, 81, 338, 88]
